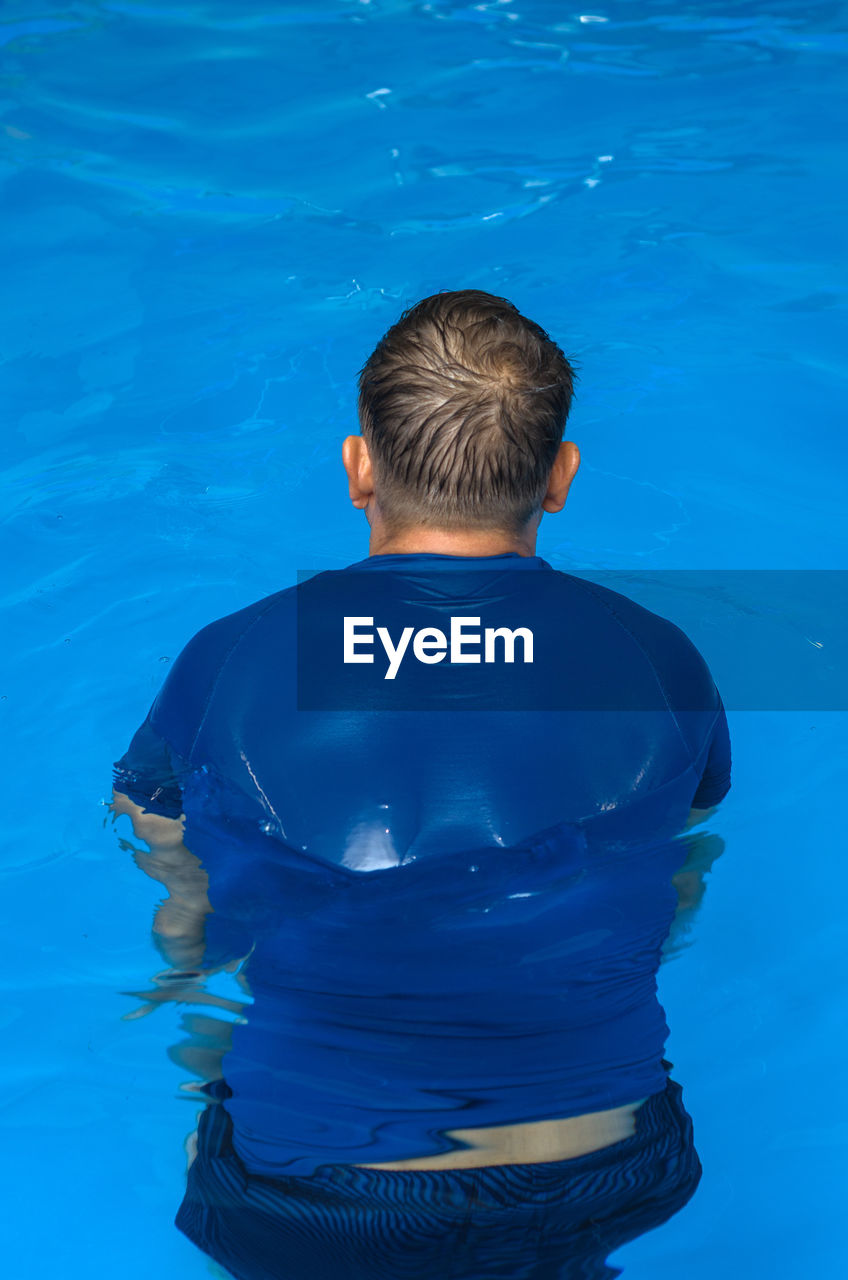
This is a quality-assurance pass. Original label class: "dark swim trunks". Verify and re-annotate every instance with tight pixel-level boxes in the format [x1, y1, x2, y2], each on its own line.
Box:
[175, 1065, 701, 1280]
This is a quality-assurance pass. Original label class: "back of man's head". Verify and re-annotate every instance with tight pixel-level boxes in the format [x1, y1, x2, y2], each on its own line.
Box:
[357, 290, 576, 536]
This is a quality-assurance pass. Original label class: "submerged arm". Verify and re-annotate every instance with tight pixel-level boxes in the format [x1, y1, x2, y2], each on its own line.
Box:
[662, 806, 726, 962]
[109, 790, 212, 971]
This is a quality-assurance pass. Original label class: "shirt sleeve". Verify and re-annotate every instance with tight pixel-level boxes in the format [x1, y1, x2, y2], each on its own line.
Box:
[572, 577, 733, 812]
[690, 700, 732, 809]
[112, 710, 185, 818]
[111, 617, 235, 818]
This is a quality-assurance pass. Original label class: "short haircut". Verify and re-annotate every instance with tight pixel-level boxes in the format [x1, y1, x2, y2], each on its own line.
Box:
[357, 289, 576, 535]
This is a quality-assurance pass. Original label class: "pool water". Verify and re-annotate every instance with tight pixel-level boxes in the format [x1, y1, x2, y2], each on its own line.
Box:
[2, 1, 847, 1276]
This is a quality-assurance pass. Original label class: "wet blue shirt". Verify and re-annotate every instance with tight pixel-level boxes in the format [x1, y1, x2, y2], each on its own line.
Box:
[114, 552, 730, 1174]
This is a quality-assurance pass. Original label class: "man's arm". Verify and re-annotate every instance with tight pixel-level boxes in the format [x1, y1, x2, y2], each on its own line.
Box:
[109, 790, 212, 971]
[662, 805, 726, 962]
[684, 805, 717, 831]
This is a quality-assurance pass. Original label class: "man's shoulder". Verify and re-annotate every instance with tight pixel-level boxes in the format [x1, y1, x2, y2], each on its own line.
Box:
[180, 569, 369, 668]
[562, 572, 719, 709]
[562, 572, 693, 642]
[188, 584, 296, 646]
[163, 584, 301, 691]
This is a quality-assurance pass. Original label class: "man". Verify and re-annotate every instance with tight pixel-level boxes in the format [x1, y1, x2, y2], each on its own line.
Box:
[111, 290, 729, 1276]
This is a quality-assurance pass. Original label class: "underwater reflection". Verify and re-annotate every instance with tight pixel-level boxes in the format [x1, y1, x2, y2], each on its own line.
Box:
[118, 805, 724, 1280]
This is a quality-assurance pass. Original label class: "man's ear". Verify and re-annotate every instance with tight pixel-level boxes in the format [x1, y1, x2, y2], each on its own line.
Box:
[342, 436, 375, 510]
[541, 441, 580, 514]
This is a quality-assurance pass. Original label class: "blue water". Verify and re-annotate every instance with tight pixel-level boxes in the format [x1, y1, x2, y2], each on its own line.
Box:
[2, 0, 847, 1275]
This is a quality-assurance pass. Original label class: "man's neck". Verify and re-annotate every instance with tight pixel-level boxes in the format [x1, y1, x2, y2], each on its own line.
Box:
[368, 524, 538, 558]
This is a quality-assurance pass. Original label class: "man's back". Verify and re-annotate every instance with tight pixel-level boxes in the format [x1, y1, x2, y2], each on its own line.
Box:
[116, 551, 729, 862]
[114, 551, 730, 1174]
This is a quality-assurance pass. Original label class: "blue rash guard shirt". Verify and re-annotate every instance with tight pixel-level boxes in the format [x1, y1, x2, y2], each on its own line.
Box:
[113, 552, 731, 1175]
